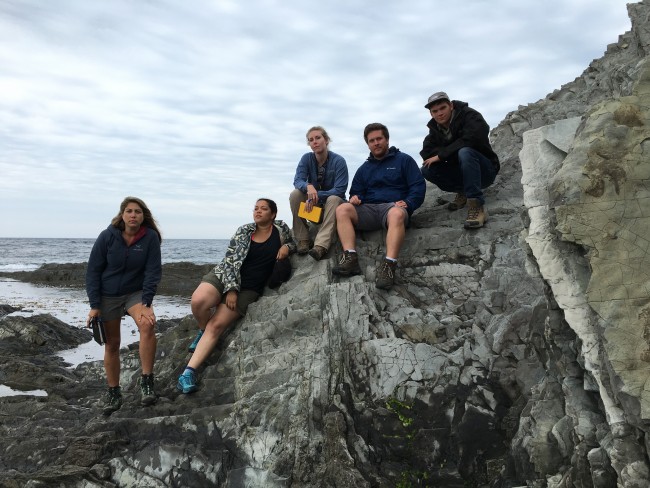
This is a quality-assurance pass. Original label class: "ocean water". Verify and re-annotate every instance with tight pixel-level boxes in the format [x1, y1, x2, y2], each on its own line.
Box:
[0, 237, 229, 272]
[0, 237, 229, 370]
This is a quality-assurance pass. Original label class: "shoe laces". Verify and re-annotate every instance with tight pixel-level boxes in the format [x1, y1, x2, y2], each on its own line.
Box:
[141, 376, 154, 395]
[107, 388, 121, 402]
[467, 205, 481, 220]
[379, 261, 394, 278]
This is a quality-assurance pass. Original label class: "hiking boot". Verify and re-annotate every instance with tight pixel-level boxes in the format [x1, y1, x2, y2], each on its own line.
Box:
[140, 374, 157, 406]
[297, 240, 311, 255]
[102, 386, 123, 416]
[177, 370, 198, 394]
[447, 193, 467, 211]
[332, 251, 361, 276]
[465, 199, 487, 229]
[376, 259, 397, 290]
[188, 329, 204, 353]
[308, 245, 328, 261]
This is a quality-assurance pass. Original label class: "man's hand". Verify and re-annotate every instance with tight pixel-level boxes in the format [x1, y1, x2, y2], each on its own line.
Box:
[349, 195, 362, 206]
[395, 200, 408, 209]
[423, 155, 440, 167]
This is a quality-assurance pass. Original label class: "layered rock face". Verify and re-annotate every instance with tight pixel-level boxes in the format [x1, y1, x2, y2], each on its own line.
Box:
[1, 2, 649, 487]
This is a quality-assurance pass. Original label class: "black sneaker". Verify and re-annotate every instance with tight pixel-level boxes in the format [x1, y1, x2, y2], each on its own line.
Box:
[140, 374, 157, 406]
[102, 386, 123, 416]
[375, 259, 397, 290]
[332, 251, 361, 276]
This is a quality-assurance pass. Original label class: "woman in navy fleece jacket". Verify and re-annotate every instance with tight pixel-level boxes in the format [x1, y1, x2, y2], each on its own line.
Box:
[86, 196, 162, 415]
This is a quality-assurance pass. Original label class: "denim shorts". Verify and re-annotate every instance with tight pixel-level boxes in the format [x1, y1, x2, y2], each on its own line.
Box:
[100, 291, 143, 321]
[201, 272, 260, 316]
[354, 202, 409, 231]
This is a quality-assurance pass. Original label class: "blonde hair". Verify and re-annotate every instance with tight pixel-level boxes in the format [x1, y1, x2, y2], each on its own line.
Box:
[305, 126, 331, 144]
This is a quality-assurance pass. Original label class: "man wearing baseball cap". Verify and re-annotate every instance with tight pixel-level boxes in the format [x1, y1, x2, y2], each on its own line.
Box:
[420, 91, 500, 228]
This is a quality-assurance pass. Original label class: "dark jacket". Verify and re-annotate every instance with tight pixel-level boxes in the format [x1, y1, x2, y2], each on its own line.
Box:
[420, 100, 500, 172]
[86, 225, 162, 309]
[349, 146, 426, 215]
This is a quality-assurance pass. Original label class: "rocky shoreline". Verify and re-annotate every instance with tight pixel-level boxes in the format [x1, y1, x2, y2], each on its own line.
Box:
[0, 261, 213, 298]
[1, 2, 650, 485]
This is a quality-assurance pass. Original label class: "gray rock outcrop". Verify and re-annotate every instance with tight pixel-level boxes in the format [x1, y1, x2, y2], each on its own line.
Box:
[1, 1, 650, 486]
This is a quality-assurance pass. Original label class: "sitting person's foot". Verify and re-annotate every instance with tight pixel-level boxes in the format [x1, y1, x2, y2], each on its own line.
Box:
[308, 245, 328, 261]
[464, 199, 487, 228]
[447, 192, 467, 211]
[188, 329, 204, 353]
[332, 251, 361, 276]
[177, 369, 198, 394]
[375, 259, 397, 290]
[297, 240, 311, 255]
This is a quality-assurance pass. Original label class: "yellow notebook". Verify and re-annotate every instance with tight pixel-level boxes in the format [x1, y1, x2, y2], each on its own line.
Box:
[298, 201, 323, 224]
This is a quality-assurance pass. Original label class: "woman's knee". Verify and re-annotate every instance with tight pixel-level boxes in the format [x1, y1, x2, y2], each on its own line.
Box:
[191, 284, 218, 311]
[138, 322, 156, 339]
[289, 188, 305, 206]
[205, 318, 230, 337]
[105, 340, 121, 355]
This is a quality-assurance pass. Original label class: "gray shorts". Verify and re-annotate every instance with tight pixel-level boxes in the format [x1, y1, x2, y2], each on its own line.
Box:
[354, 202, 409, 231]
[201, 272, 260, 316]
[100, 291, 143, 321]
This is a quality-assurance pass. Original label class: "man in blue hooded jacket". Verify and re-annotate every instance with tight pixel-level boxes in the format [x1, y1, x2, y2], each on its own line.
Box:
[332, 122, 426, 289]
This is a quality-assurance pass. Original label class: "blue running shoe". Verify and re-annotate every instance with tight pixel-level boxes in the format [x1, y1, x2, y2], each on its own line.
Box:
[177, 370, 198, 394]
[188, 330, 204, 353]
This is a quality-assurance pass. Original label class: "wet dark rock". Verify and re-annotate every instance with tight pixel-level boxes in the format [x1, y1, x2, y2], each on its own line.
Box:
[0, 262, 213, 298]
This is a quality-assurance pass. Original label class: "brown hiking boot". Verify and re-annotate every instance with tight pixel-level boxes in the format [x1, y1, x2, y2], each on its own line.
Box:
[332, 251, 361, 276]
[297, 240, 311, 255]
[447, 193, 467, 211]
[308, 245, 328, 261]
[376, 259, 397, 290]
[465, 199, 487, 228]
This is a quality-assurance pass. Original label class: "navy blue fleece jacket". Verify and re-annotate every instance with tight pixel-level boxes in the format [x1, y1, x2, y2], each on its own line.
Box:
[86, 225, 162, 309]
[349, 146, 426, 215]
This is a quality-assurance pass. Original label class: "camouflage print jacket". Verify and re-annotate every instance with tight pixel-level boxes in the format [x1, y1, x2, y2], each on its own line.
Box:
[212, 220, 296, 293]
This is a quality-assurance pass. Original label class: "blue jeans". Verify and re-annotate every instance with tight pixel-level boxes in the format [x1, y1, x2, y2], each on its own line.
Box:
[421, 147, 497, 205]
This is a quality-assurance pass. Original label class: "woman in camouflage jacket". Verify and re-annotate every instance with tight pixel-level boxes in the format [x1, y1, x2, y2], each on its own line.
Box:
[177, 198, 296, 394]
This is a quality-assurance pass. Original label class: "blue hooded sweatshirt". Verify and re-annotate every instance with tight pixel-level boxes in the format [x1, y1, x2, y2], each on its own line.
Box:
[349, 146, 426, 215]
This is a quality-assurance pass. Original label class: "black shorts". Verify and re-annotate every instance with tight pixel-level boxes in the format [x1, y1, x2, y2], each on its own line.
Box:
[201, 272, 260, 316]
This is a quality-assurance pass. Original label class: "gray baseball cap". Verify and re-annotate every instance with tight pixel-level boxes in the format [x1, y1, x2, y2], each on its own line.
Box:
[425, 91, 450, 108]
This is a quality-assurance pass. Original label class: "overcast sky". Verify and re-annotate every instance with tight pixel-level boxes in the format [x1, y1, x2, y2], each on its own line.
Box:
[0, 0, 636, 239]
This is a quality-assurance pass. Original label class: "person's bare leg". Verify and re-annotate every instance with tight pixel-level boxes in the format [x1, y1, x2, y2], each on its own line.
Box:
[191, 282, 222, 331]
[128, 303, 156, 375]
[335, 203, 359, 250]
[385, 207, 407, 259]
[103, 318, 122, 387]
[187, 303, 241, 369]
